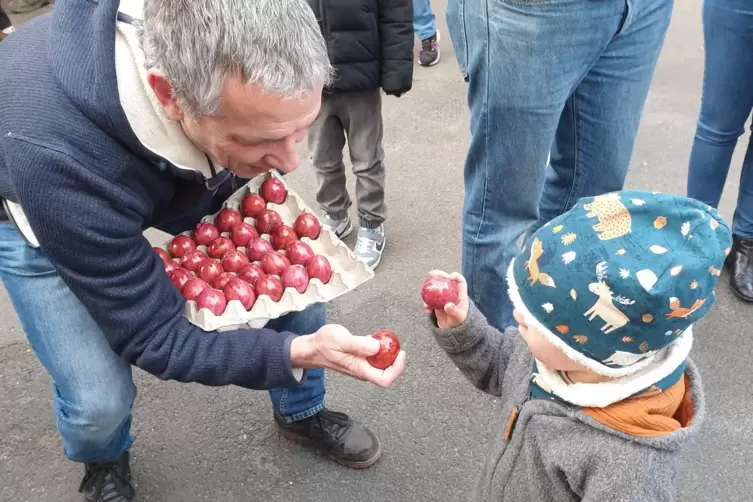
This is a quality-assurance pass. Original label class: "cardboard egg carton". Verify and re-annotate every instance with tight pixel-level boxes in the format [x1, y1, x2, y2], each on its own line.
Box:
[159, 170, 374, 332]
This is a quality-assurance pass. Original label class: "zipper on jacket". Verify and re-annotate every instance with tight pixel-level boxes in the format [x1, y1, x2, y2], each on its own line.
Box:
[504, 395, 530, 440]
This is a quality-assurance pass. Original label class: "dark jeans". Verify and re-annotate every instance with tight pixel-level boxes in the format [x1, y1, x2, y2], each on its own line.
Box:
[447, 0, 673, 329]
[688, 0, 753, 238]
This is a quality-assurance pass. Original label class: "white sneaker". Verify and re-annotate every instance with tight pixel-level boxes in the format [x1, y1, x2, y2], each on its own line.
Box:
[355, 225, 385, 270]
[321, 213, 353, 239]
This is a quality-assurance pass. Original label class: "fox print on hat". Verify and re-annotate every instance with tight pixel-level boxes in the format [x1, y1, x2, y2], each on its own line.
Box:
[508, 190, 731, 377]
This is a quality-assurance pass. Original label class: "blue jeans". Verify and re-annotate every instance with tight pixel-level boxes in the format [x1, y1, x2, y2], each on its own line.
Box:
[688, 0, 753, 238]
[447, 0, 673, 329]
[413, 0, 436, 40]
[0, 222, 325, 463]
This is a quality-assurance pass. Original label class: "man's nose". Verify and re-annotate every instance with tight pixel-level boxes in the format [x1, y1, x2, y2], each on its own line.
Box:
[272, 137, 300, 173]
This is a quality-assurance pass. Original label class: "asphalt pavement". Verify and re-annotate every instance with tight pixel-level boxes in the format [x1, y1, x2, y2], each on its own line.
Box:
[1, 1, 752, 501]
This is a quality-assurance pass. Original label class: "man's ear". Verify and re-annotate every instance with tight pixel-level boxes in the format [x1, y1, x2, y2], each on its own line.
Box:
[146, 69, 183, 121]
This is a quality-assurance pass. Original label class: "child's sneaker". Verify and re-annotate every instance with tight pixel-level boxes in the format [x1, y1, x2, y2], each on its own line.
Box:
[322, 213, 353, 239]
[419, 31, 440, 67]
[355, 225, 385, 269]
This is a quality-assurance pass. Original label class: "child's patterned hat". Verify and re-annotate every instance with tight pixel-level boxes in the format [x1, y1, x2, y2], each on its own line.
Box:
[508, 190, 731, 377]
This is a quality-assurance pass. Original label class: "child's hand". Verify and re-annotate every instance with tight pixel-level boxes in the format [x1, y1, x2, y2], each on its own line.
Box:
[423, 270, 470, 329]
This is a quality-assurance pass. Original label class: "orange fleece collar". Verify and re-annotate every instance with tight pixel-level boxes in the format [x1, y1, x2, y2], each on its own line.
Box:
[581, 372, 695, 438]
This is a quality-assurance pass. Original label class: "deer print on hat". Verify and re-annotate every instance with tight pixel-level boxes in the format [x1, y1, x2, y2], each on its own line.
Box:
[584, 262, 635, 334]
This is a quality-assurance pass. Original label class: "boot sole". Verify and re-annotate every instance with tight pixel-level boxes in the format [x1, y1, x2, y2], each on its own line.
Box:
[276, 423, 382, 469]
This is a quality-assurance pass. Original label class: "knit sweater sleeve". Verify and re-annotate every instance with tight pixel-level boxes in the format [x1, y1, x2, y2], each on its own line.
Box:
[6, 138, 306, 390]
[428, 301, 518, 397]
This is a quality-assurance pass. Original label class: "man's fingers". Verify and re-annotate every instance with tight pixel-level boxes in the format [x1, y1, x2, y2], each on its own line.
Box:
[356, 351, 407, 388]
[337, 333, 380, 357]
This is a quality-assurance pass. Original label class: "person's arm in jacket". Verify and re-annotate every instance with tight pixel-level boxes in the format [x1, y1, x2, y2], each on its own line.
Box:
[5, 138, 309, 390]
[377, 0, 414, 96]
[426, 272, 517, 397]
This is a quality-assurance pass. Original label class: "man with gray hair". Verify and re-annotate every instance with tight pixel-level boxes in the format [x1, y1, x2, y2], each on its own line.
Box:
[0, 1, 406, 500]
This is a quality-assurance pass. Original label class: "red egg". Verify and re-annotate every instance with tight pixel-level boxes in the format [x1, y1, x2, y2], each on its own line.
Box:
[182, 278, 210, 302]
[169, 235, 197, 259]
[195, 288, 227, 316]
[294, 213, 321, 240]
[240, 193, 267, 218]
[208, 236, 235, 259]
[366, 331, 400, 370]
[193, 222, 220, 246]
[181, 250, 207, 272]
[223, 278, 256, 310]
[215, 208, 243, 233]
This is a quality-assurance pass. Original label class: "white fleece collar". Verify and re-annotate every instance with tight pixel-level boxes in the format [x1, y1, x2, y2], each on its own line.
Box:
[532, 335, 690, 408]
[507, 259, 693, 407]
[114, 0, 220, 179]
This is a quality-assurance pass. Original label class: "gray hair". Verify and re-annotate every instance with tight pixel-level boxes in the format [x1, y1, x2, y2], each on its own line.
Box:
[140, 0, 333, 117]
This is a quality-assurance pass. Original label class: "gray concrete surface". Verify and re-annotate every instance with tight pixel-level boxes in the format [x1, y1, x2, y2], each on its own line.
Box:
[1, 1, 752, 501]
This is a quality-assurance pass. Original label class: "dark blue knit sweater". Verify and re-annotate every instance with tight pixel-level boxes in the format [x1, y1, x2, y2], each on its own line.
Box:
[0, 0, 306, 389]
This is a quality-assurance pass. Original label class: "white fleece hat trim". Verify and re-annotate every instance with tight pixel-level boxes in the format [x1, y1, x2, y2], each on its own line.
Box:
[506, 259, 692, 379]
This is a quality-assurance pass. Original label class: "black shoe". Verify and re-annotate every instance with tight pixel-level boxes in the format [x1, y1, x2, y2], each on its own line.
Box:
[419, 31, 440, 67]
[79, 451, 137, 502]
[726, 235, 753, 302]
[274, 408, 381, 469]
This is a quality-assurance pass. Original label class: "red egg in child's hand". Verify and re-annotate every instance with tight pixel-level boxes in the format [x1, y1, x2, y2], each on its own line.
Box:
[366, 331, 400, 370]
[421, 276, 460, 310]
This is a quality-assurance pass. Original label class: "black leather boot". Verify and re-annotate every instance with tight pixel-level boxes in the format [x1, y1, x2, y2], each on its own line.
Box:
[275, 408, 381, 469]
[727, 235, 753, 302]
[79, 451, 137, 501]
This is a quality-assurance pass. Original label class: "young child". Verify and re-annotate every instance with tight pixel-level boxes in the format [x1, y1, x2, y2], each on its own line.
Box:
[426, 190, 731, 501]
[306, 0, 413, 270]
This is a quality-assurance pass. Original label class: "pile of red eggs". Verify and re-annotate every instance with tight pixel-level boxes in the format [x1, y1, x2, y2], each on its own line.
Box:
[154, 178, 334, 316]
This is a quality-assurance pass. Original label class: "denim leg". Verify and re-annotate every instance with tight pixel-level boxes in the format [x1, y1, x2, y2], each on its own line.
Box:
[459, 0, 634, 330]
[688, 0, 753, 236]
[413, 0, 436, 40]
[0, 224, 136, 463]
[267, 303, 327, 422]
[536, 0, 674, 231]
[735, 132, 753, 237]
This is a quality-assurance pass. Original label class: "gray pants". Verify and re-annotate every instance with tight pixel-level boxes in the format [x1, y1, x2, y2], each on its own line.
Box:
[307, 90, 386, 228]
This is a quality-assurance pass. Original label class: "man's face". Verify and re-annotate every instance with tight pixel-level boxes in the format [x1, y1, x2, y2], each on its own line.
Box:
[149, 72, 322, 177]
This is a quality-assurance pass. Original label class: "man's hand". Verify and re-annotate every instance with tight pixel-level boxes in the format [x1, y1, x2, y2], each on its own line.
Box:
[290, 324, 406, 388]
[423, 270, 470, 329]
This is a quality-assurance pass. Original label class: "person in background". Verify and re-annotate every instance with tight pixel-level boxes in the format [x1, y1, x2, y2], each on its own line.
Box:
[306, 0, 414, 270]
[446, 0, 674, 331]
[688, 0, 753, 303]
[413, 0, 439, 67]
[0, 6, 14, 40]
[0, 1, 407, 500]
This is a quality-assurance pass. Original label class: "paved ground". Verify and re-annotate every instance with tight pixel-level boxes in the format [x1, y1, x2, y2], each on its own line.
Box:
[2, 1, 752, 501]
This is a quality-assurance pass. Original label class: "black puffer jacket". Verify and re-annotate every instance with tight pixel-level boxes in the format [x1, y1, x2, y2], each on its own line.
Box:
[307, 0, 414, 95]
